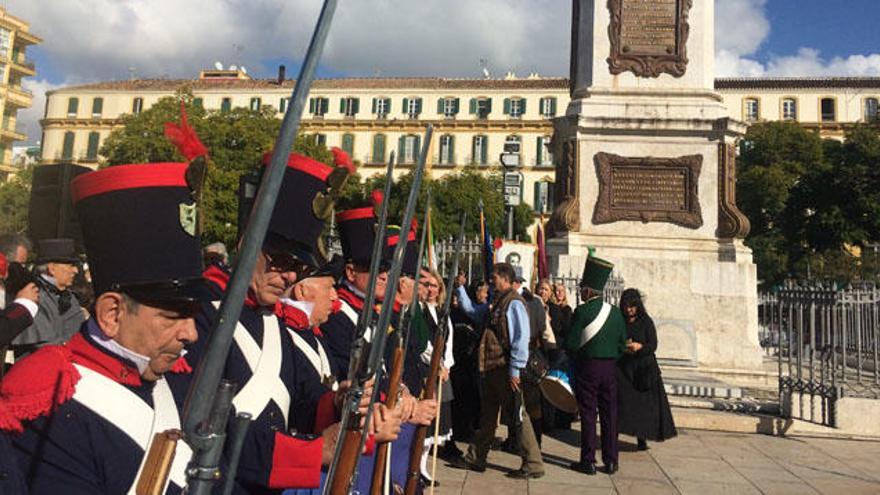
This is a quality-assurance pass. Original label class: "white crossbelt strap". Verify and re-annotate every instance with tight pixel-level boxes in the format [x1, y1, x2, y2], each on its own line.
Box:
[72, 364, 192, 494]
[211, 302, 292, 424]
[288, 330, 335, 389]
[339, 299, 373, 343]
[232, 315, 291, 425]
[574, 302, 612, 350]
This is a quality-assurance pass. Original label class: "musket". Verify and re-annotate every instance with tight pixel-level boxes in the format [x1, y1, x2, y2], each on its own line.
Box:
[181, 1, 338, 493]
[325, 124, 433, 495]
[369, 193, 431, 495]
[404, 212, 467, 495]
[323, 151, 397, 495]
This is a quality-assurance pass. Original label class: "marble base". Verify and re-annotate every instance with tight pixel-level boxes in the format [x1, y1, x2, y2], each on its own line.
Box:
[549, 233, 763, 371]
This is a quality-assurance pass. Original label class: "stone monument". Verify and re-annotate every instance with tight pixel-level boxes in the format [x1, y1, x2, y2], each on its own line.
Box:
[548, 0, 761, 372]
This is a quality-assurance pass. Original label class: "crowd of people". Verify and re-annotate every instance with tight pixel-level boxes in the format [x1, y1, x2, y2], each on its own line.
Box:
[0, 114, 677, 494]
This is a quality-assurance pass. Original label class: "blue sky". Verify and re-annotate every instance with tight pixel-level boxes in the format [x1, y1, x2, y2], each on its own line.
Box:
[10, 0, 880, 145]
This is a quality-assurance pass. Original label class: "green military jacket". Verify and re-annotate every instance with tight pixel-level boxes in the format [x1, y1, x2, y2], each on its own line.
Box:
[564, 296, 627, 360]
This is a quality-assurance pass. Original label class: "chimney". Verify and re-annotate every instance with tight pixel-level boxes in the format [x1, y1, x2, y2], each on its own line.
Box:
[277, 65, 286, 84]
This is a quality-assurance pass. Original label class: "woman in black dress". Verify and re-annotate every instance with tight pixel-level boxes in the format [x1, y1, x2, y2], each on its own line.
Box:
[617, 288, 677, 450]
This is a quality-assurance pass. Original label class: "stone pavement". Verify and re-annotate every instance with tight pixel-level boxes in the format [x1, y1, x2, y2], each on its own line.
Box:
[432, 427, 880, 494]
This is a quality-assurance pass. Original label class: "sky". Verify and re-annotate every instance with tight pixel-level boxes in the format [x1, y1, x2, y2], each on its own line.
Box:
[9, 0, 880, 145]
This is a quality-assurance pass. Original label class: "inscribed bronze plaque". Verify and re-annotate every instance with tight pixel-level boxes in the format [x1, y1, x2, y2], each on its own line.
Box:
[593, 152, 703, 229]
[607, 0, 692, 78]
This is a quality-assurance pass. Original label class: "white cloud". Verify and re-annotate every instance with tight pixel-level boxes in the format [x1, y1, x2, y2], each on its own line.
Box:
[714, 0, 769, 57]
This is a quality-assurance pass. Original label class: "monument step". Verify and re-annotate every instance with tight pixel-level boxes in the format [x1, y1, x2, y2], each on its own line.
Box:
[662, 369, 744, 399]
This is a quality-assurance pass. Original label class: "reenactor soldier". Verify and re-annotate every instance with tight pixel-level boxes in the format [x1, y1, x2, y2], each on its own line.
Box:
[0, 160, 207, 493]
[565, 255, 627, 475]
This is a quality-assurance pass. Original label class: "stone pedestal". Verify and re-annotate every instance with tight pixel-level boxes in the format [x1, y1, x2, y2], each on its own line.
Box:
[550, 0, 762, 371]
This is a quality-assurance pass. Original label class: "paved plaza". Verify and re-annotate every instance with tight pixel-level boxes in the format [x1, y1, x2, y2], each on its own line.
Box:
[433, 427, 880, 494]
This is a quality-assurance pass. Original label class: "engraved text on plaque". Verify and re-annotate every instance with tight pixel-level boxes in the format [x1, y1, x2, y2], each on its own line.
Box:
[607, 0, 692, 78]
[593, 152, 703, 229]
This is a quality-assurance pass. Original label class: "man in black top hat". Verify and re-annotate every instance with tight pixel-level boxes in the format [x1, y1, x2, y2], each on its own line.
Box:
[1, 159, 207, 494]
[11, 238, 84, 356]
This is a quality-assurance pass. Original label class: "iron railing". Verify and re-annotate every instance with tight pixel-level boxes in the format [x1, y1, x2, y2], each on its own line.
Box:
[760, 282, 880, 427]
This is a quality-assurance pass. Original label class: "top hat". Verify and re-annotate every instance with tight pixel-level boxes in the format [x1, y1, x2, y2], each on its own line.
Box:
[71, 162, 205, 304]
[384, 220, 419, 277]
[336, 190, 384, 268]
[255, 150, 354, 269]
[579, 255, 614, 292]
[35, 238, 79, 264]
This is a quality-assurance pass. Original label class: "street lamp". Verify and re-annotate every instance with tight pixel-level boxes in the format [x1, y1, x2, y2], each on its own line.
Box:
[500, 139, 522, 239]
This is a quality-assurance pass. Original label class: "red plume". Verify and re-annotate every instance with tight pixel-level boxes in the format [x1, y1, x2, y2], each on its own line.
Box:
[371, 189, 384, 208]
[164, 103, 208, 161]
[331, 147, 355, 174]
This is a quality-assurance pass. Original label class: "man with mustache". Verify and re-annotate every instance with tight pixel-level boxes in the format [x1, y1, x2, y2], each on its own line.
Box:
[0, 159, 208, 494]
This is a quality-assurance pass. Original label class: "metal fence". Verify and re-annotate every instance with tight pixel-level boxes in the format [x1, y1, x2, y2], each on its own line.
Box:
[759, 282, 880, 427]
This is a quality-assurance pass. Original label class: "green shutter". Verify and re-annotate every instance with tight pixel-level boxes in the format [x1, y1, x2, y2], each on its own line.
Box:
[221, 98, 231, 112]
[373, 134, 386, 163]
[415, 98, 422, 114]
[550, 97, 557, 115]
[372, 98, 378, 114]
[62, 132, 75, 160]
[471, 137, 477, 165]
[537, 136, 543, 165]
[342, 134, 354, 156]
[193, 97, 203, 109]
[340, 98, 346, 113]
[469, 98, 477, 114]
[437, 98, 444, 114]
[414, 135, 421, 158]
[486, 98, 493, 114]
[448, 135, 455, 163]
[402, 98, 409, 116]
[91, 97, 103, 116]
[398, 135, 406, 161]
[321, 98, 329, 114]
[503, 98, 511, 115]
[520, 98, 527, 115]
[384, 98, 391, 114]
[308, 98, 314, 113]
[86, 132, 100, 160]
[453, 98, 460, 115]
[481, 136, 488, 164]
[67, 97, 78, 116]
[353, 98, 360, 115]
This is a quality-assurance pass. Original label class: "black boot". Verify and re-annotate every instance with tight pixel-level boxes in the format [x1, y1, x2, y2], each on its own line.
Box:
[637, 438, 648, 451]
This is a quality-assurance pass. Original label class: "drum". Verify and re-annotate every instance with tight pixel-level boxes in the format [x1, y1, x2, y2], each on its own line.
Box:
[540, 368, 578, 414]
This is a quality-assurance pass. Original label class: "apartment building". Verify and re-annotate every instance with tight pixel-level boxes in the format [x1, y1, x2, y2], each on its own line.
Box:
[0, 7, 40, 178]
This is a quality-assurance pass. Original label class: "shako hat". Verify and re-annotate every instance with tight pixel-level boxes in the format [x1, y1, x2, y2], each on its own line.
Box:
[257, 148, 355, 269]
[28, 163, 91, 252]
[336, 190, 384, 268]
[579, 254, 614, 292]
[70, 104, 209, 305]
[35, 238, 79, 264]
[384, 219, 419, 277]
[71, 162, 205, 304]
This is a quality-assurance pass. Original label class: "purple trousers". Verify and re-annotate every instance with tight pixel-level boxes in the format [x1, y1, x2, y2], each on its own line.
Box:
[574, 358, 619, 465]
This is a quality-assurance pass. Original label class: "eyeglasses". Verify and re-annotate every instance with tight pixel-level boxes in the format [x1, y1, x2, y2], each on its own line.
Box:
[263, 250, 316, 279]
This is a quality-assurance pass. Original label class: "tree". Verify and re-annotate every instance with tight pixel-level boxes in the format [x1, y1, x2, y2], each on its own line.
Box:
[100, 89, 332, 247]
[0, 164, 34, 235]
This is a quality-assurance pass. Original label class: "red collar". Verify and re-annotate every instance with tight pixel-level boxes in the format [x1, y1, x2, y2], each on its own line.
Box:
[203, 264, 229, 291]
[337, 286, 365, 311]
[68, 333, 143, 387]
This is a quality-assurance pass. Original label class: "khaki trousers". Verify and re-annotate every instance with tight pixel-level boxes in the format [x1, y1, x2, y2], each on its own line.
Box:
[466, 367, 544, 473]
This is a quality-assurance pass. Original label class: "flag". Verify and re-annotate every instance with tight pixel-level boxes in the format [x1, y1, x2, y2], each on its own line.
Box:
[537, 213, 549, 280]
[479, 201, 494, 282]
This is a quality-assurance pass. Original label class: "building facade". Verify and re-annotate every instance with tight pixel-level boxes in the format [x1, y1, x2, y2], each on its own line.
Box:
[40, 69, 880, 214]
[0, 7, 40, 178]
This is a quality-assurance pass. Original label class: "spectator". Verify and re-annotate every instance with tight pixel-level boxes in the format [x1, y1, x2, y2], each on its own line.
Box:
[0, 256, 39, 376]
[204, 241, 229, 269]
[449, 279, 486, 448]
[549, 283, 573, 347]
[0, 234, 31, 264]
[11, 239, 84, 357]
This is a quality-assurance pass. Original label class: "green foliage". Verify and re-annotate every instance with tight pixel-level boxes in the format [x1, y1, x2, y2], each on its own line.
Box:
[338, 168, 533, 241]
[99, 89, 332, 247]
[0, 164, 34, 235]
[738, 122, 880, 286]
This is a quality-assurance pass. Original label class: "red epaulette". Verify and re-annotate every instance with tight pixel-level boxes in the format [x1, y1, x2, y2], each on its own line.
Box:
[0, 345, 80, 433]
[170, 356, 193, 374]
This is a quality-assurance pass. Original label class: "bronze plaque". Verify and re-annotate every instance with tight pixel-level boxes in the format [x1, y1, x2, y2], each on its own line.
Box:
[607, 0, 692, 78]
[593, 152, 703, 229]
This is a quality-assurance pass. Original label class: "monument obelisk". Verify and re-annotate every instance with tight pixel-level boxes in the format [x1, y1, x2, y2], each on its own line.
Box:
[548, 0, 762, 372]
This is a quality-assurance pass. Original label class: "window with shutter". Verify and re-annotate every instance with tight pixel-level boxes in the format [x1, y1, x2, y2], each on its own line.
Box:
[220, 97, 232, 113]
[401, 135, 419, 163]
[67, 97, 79, 117]
[540, 97, 556, 118]
[866, 98, 880, 122]
[193, 97, 204, 109]
[372, 134, 386, 163]
[250, 97, 261, 111]
[442, 98, 458, 119]
[744, 98, 759, 122]
[476, 98, 491, 119]
[782, 98, 797, 121]
[509, 98, 524, 118]
[439, 134, 455, 165]
[314, 134, 327, 146]
[342, 134, 355, 156]
[62, 131, 75, 160]
[132, 97, 144, 114]
[91, 97, 103, 117]
[343, 97, 359, 117]
[375, 97, 388, 118]
[821, 98, 836, 122]
[406, 98, 420, 119]
[86, 132, 100, 161]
